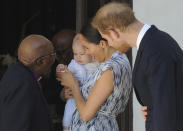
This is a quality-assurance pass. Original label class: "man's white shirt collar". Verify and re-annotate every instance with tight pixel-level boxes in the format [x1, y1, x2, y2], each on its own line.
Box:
[136, 24, 151, 50]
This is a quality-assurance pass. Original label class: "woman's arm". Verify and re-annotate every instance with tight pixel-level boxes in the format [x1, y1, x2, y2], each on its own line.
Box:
[57, 68, 114, 122]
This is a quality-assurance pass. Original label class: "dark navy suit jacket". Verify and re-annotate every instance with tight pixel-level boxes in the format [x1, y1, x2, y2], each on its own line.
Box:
[0, 62, 52, 131]
[133, 25, 183, 131]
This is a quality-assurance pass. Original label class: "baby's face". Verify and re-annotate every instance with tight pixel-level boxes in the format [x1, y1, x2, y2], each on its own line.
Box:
[73, 45, 92, 65]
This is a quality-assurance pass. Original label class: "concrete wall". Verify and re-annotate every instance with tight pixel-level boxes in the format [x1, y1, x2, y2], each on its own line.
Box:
[133, 0, 183, 131]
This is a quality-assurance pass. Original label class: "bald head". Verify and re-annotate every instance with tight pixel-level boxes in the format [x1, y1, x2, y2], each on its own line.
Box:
[52, 29, 76, 64]
[52, 29, 76, 50]
[18, 34, 53, 66]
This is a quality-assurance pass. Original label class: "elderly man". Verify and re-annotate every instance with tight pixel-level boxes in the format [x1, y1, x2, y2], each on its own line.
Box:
[51, 29, 76, 101]
[0, 35, 55, 131]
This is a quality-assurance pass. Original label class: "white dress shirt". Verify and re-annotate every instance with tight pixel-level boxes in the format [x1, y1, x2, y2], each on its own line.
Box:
[136, 24, 151, 50]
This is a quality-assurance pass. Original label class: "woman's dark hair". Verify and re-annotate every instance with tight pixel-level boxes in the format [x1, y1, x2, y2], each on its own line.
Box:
[80, 20, 103, 45]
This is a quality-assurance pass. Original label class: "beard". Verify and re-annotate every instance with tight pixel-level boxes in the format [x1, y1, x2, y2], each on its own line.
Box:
[119, 42, 131, 53]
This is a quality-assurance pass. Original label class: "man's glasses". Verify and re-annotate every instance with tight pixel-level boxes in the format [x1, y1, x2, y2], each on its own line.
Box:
[34, 52, 56, 64]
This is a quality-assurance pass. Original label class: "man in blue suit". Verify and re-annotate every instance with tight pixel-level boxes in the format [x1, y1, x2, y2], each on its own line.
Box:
[92, 2, 183, 131]
[0, 35, 56, 131]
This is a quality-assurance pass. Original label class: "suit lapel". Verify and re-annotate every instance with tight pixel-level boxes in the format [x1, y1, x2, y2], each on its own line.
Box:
[132, 29, 150, 105]
[132, 38, 146, 84]
[18, 62, 50, 115]
[132, 25, 157, 84]
[35, 80, 50, 110]
[19, 62, 49, 110]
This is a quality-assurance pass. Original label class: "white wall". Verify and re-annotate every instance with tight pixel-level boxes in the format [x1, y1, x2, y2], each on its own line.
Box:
[133, 0, 183, 131]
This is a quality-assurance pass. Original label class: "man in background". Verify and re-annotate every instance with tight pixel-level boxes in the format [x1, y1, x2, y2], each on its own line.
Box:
[40, 29, 76, 128]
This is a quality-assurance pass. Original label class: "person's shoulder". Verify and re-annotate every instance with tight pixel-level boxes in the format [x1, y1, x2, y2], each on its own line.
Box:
[117, 53, 129, 61]
[110, 52, 131, 68]
[100, 52, 131, 74]
[1, 62, 34, 85]
[84, 62, 99, 75]
[145, 25, 181, 58]
[68, 59, 86, 72]
[0, 63, 36, 98]
[68, 59, 79, 69]
[68, 59, 75, 65]
[85, 62, 99, 70]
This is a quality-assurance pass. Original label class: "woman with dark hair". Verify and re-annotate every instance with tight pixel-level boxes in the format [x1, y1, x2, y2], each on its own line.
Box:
[57, 23, 132, 131]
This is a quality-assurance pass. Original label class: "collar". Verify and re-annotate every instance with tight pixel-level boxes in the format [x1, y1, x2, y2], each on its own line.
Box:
[136, 24, 151, 50]
[17, 61, 42, 82]
[31, 70, 42, 82]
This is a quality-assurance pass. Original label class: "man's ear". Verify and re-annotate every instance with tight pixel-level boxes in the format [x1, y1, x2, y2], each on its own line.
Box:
[109, 29, 120, 39]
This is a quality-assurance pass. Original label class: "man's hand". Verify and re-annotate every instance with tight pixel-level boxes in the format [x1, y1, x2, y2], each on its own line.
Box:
[60, 87, 73, 101]
[141, 106, 147, 121]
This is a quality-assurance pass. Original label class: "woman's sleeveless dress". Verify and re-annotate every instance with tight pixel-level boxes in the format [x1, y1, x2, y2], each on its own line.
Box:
[71, 51, 132, 131]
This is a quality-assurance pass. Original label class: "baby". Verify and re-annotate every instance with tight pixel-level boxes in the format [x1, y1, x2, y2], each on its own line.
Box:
[56, 34, 99, 131]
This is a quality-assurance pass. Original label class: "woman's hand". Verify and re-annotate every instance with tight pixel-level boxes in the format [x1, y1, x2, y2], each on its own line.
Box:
[56, 64, 79, 91]
[141, 106, 147, 121]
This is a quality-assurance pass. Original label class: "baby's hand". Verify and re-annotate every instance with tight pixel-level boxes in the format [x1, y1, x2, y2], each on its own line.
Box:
[56, 64, 65, 72]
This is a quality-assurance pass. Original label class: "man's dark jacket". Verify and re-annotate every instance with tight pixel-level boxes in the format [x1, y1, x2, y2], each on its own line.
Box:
[133, 25, 183, 131]
[0, 62, 52, 131]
